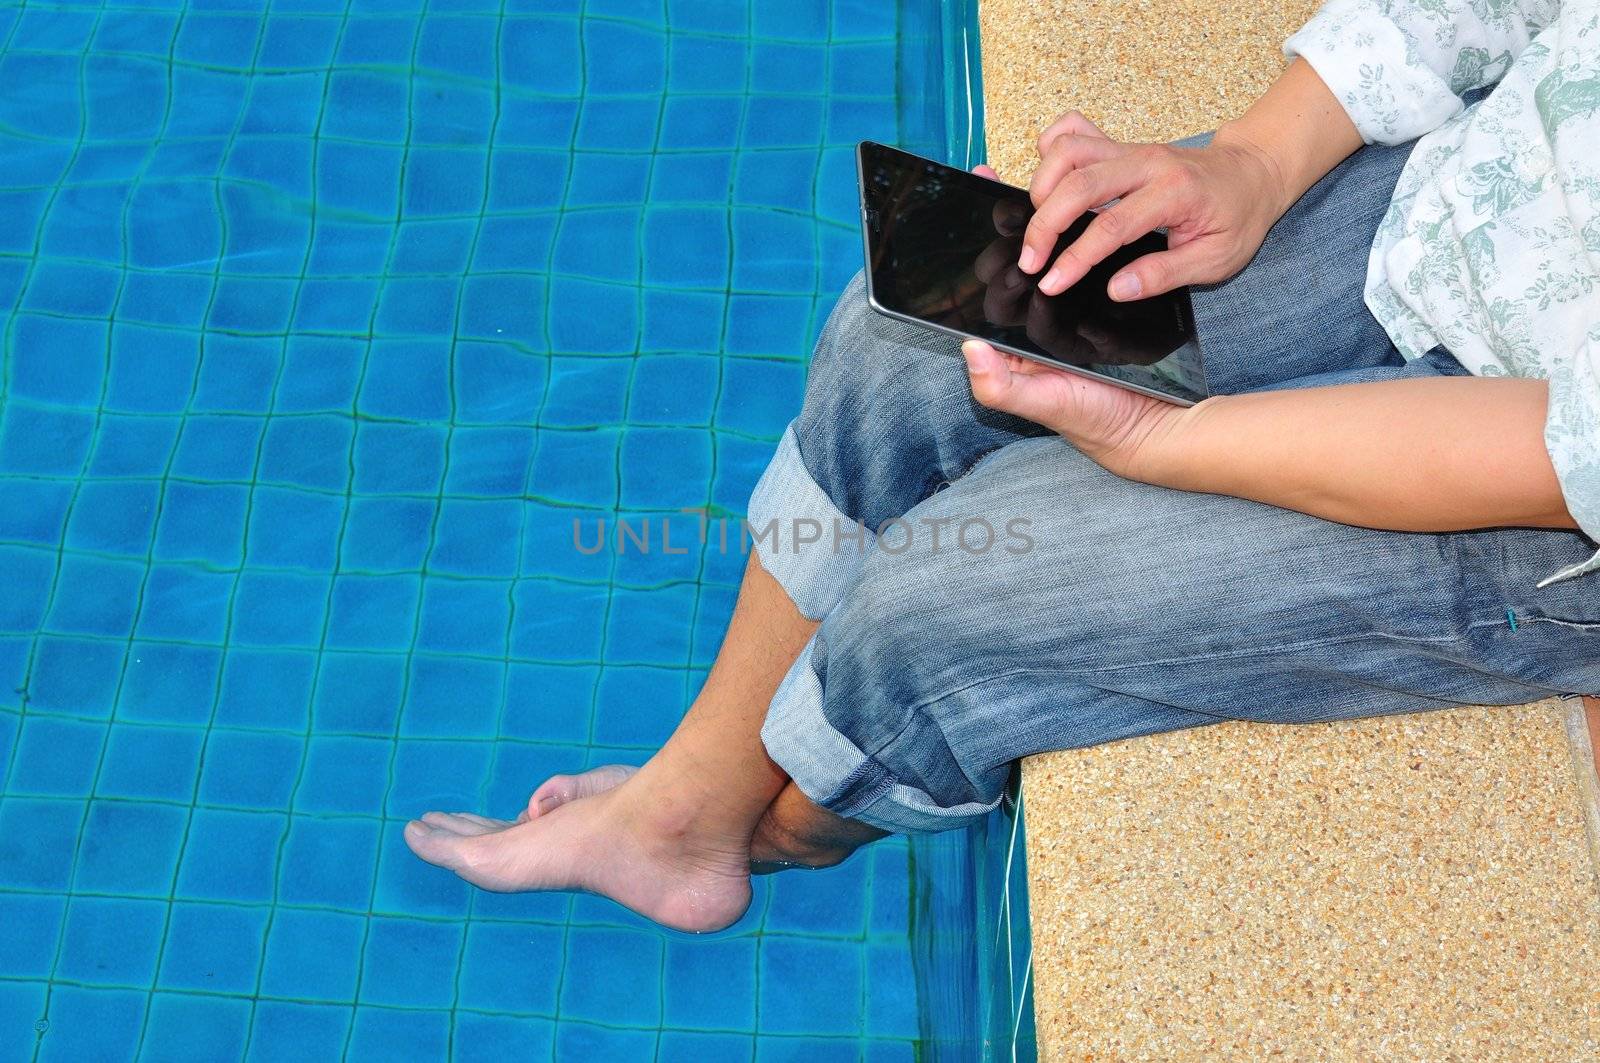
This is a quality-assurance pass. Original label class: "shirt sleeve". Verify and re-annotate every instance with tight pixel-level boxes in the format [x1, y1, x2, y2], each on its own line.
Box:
[1284, 0, 1562, 145]
[1538, 325, 1600, 588]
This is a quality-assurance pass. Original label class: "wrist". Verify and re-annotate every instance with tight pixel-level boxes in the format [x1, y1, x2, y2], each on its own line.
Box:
[1211, 122, 1296, 220]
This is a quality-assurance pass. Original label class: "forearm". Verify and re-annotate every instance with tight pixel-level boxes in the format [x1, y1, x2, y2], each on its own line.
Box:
[1214, 58, 1363, 218]
[1146, 377, 1578, 533]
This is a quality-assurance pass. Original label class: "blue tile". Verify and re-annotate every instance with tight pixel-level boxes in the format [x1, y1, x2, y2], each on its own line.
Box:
[58, 896, 167, 985]
[309, 220, 393, 275]
[455, 922, 564, 1015]
[480, 742, 592, 812]
[0, 798, 83, 890]
[650, 153, 735, 206]
[520, 504, 614, 581]
[756, 1037, 862, 1063]
[231, 571, 332, 648]
[414, 80, 495, 144]
[470, 215, 557, 273]
[294, 735, 392, 816]
[0, 893, 66, 979]
[717, 356, 808, 434]
[554, 1023, 659, 1060]
[193, 336, 280, 413]
[660, 96, 743, 152]
[153, 482, 250, 567]
[247, 486, 345, 571]
[8, 314, 109, 405]
[417, 578, 511, 654]
[118, 642, 223, 725]
[556, 204, 643, 281]
[487, 149, 569, 211]
[665, 937, 758, 1031]
[158, 902, 268, 994]
[29, 636, 125, 718]
[292, 278, 382, 336]
[753, 42, 826, 92]
[866, 943, 920, 1038]
[528, 428, 621, 509]
[392, 219, 475, 275]
[501, 16, 579, 94]
[246, 1001, 352, 1063]
[601, 584, 696, 665]
[261, 15, 342, 69]
[317, 141, 403, 217]
[358, 917, 463, 1007]
[500, 663, 597, 744]
[429, 499, 521, 577]
[327, 573, 421, 651]
[98, 722, 204, 802]
[88, 414, 180, 478]
[766, 858, 868, 936]
[45, 555, 145, 637]
[619, 427, 712, 508]
[592, 666, 682, 747]
[541, 357, 631, 427]
[260, 908, 365, 1002]
[141, 993, 250, 1063]
[0, 406, 94, 476]
[660, 1032, 757, 1063]
[511, 580, 608, 661]
[453, 1013, 555, 1062]
[443, 426, 535, 495]
[404, 148, 488, 218]
[176, 808, 288, 903]
[277, 815, 381, 908]
[760, 938, 864, 1035]
[0, 480, 71, 547]
[668, 37, 748, 93]
[727, 293, 814, 356]
[311, 651, 405, 734]
[353, 422, 448, 496]
[584, 20, 665, 94]
[665, 0, 747, 35]
[259, 415, 353, 493]
[374, 276, 459, 336]
[346, 1007, 450, 1062]
[33, 987, 145, 1063]
[175, 12, 260, 66]
[458, 273, 544, 343]
[358, 341, 452, 420]
[341, 497, 436, 572]
[198, 730, 304, 809]
[171, 415, 263, 481]
[386, 737, 494, 816]
[9, 716, 102, 797]
[733, 210, 818, 293]
[215, 648, 316, 730]
[643, 206, 729, 287]
[65, 479, 161, 555]
[400, 656, 502, 737]
[278, 337, 366, 414]
[0, 542, 51, 628]
[558, 927, 663, 1027]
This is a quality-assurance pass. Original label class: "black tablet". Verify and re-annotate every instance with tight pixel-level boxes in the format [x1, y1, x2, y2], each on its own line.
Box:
[857, 140, 1205, 405]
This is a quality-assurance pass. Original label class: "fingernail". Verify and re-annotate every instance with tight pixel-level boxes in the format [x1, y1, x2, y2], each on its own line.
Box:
[1018, 247, 1037, 272]
[1110, 272, 1141, 300]
[1039, 269, 1061, 293]
[536, 796, 559, 815]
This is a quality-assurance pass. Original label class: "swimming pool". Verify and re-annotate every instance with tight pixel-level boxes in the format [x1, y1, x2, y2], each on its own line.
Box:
[0, 1, 1019, 1058]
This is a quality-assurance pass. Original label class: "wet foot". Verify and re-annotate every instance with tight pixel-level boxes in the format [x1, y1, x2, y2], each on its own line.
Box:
[518, 763, 638, 821]
[404, 774, 751, 933]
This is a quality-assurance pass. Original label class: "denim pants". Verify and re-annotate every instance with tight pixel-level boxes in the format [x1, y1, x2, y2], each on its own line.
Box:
[748, 138, 1600, 835]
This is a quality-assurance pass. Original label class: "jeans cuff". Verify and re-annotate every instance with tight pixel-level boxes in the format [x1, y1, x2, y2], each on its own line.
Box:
[746, 424, 874, 621]
[760, 639, 1003, 834]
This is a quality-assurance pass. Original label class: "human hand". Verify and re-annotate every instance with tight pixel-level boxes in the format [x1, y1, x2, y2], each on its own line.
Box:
[960, 338, 1190, 481]
[1017, 110, 1289, 302]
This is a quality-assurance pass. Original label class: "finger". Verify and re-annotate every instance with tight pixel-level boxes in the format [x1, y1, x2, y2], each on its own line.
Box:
[1105, 240, 1218, 301]
[962, 340, 1067, 427]
[1028, 134, 1128, 208]
[1036, 188, 1167, 296]
[973, 234, 1021, 284]
[1036, 109, 1109, 159]
[1020, 154, 1151, 275]
[972, 164, 1000, 180]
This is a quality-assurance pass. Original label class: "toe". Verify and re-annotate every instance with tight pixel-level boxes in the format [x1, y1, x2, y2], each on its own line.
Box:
[404, 821, 472, 870]
[526, 764, 639, 818]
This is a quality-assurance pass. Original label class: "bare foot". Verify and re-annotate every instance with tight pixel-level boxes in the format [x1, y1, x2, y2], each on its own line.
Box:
[517, 764, 638, 822]
[750, 781, 887, 873]
[404, 775, 751, 933]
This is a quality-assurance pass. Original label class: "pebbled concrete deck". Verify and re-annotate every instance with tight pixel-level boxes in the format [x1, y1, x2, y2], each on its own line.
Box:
[977, 1, 1600, 1057]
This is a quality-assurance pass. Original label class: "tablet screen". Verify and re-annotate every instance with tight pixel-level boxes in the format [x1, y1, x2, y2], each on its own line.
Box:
[858, 141, 1205, 403]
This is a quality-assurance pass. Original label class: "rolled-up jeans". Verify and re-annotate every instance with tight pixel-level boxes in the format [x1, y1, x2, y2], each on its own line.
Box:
[746, 135, 1600, 834]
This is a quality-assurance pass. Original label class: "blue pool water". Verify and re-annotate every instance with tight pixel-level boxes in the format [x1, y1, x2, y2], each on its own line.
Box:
[0, 0, 997, 1059]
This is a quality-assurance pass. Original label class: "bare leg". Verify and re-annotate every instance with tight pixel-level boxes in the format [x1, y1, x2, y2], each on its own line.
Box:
[406, 555, 836, 931]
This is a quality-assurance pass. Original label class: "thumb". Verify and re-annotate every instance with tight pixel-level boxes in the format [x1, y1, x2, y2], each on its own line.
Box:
[961, 341, 1061, 427]
[1108, 241, 1224, 300]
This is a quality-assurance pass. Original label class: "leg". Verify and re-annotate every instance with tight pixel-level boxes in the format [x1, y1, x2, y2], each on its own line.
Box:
[405, 554, 815, 931]
[760, 432, 1600, 834]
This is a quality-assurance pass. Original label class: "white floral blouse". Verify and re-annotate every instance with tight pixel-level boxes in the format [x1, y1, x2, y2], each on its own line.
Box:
[1286, 0, 1600, 586]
